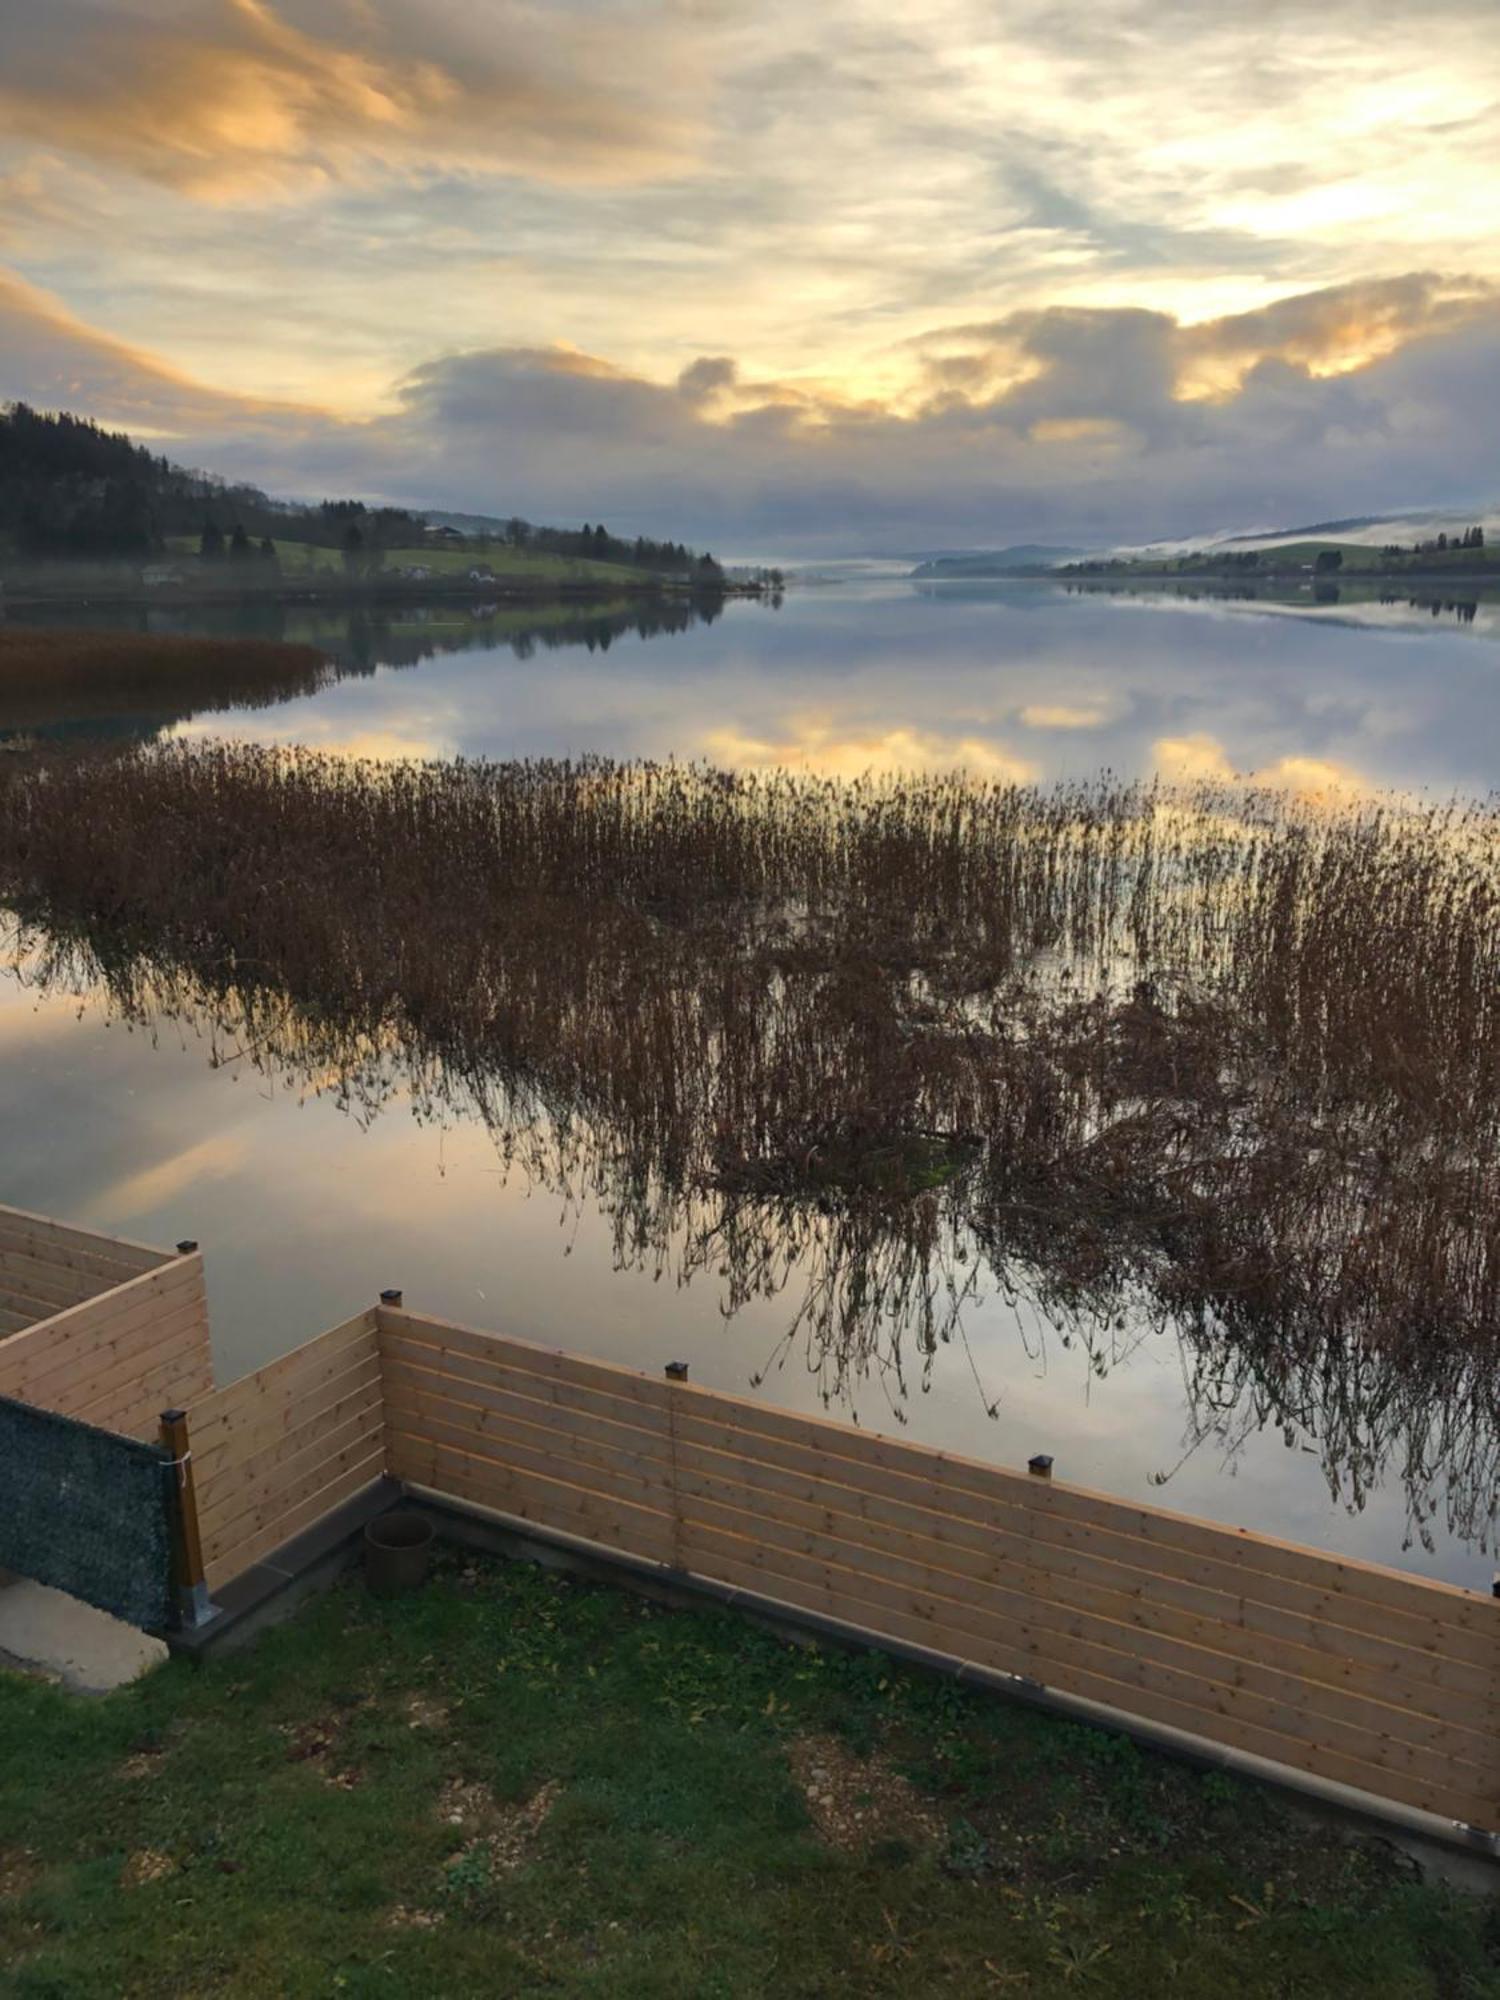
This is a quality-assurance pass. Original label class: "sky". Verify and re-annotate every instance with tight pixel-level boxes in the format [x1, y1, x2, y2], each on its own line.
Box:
[1, 0, 1498, 550]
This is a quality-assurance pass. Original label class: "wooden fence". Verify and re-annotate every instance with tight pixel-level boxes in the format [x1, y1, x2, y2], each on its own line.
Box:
[0, 1205, 212, 1440]
[188, 1311, 385, 1593]
[0, 1204, 165, 1333]
[5, 1199, 1493, 1843]
[163, 1299, 1500, 1841]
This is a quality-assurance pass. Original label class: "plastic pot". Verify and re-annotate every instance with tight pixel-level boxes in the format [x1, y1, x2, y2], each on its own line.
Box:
[364, 1510, 435, 1596]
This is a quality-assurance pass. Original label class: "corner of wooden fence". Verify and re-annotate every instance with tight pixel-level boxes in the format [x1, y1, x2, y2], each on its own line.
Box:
[159, 1405, 218, 1629]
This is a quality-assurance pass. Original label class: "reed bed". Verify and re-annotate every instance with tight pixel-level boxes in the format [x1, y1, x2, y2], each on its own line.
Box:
[1, 745, 1497, 1546]
[0, 626, 330, 730]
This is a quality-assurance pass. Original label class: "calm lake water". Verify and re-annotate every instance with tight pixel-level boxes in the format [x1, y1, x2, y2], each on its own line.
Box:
[4, 577, 1498, 1585]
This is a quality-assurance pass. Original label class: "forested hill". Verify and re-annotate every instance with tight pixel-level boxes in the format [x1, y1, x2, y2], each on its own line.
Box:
[0, 404, 723, 578]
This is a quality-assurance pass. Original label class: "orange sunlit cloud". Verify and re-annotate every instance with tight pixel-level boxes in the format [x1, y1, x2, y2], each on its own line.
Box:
[0, 0, 699, 202]
[704, 721, 1036, 782]
[1153, 733, 1372, 800]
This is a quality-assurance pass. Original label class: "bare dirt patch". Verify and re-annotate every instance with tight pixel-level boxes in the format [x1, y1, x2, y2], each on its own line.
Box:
[405, 1694, 449, 1732]
[120, 1849, 176, 1889]
[436, 1778, 498, 1832]
[0, 1848, 38, 1901]
[277, 1713, 367, 1789]
[441, 1778, 563, 1884]
[117, 1732, 172, 1781]
[387, 1903, 445, 1931]
[787, 1733, 944, 1855]
[281, 1718, 340, 1764]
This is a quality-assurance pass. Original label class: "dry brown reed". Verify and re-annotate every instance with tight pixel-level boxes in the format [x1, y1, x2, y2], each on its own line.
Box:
[0, 626, 330, 731]
[1, 745, 1496, 1546]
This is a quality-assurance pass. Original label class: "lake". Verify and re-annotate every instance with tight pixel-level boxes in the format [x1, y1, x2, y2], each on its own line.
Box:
[3, 575, 1497, 1587]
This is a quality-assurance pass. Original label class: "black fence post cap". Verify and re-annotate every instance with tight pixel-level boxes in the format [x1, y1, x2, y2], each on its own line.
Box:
[1028, 1454, 1054, 1479]
[176, 1240, 198, 1255]
[664, 1361, 690, 1382]
[379, 1288, 404, 1307]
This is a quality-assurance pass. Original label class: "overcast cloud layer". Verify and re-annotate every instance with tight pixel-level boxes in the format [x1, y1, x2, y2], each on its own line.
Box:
[2, 1, 1497, 547]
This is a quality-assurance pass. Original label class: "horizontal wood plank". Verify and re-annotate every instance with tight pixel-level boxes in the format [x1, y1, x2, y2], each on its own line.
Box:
[23, 1297, 211, 1415]
[0, 1261, 206, 1398]
[0, 1202, 171, 1265]
[201, 1423, 387, 1564]
[195, 1370, 384, 1486]
[203, 1455, 387, 1591]
[0, 1246, 97, 1313]
[384, 1312, 1497, 1636]
[190, 1353, 383, 1476]
[188, 1313, 377, 1439]
[385, 1426, 675, 1565]
[656, 1433, 1500, 1734]
[198, 1401, 387, 1543]
[0, 1211, 167, 1283]
[667, 1397, 1500, 1676]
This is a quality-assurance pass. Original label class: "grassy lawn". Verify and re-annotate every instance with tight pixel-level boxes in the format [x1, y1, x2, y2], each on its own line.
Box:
[1, 1548, 1495, 1998]
[164, 538, 649, 586]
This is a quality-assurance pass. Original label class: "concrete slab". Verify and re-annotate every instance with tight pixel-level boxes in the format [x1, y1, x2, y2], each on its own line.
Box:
[0, 1572, 167, 1694]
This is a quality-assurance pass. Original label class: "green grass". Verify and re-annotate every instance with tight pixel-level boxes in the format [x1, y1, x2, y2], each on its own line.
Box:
[164, 538, 652, 586]
[1, 1550, 1495, 1997]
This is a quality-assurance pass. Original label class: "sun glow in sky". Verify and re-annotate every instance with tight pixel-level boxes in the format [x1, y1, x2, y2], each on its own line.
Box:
[1, 0, 1498, 546]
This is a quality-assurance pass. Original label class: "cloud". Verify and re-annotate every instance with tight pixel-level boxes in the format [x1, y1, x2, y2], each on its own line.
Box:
[702, 720, 1036, 781]
[4, 269, 1500, 552]
[99, 1133, 248, 1220]
[1019, 703, 1114, 730]
[0, 266, 304, 431]
[363, 275, 1500, 546]
[4, 1, 1498, 448]
[677, 356, 739, 404]
[909, 274, 1494, 422]
[0, 0, 700, 201]
[1152, 733, 1371, 799]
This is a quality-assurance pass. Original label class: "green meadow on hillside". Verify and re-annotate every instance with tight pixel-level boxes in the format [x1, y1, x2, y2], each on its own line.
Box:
[164, 538, 649, 587]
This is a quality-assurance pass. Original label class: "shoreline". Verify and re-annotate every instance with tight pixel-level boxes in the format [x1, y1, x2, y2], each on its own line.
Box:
[0, 574, 769, 616]
[1048, 564, 1500, 588]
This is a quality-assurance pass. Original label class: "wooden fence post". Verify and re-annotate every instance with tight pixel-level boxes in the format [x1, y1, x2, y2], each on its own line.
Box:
[663, 1362, 689, 1569]
[160, 1406, 216, 1628]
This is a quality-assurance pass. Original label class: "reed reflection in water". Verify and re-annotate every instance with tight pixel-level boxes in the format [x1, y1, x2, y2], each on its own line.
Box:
[1, 749, 1496, 1557]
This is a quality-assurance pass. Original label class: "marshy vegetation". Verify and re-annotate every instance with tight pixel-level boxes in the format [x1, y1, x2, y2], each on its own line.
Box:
[0, 626, 330, 737]
[1, 749, 1496, 1548]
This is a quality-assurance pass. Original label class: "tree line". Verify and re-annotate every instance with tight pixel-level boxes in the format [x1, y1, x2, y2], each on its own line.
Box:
[0, 404, 728, 579]
[1383, 526, 1487, 556]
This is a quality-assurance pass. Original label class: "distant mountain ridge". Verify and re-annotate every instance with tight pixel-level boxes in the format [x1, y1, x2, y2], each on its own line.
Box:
[910, 544, 1088, 577]
[1118, 502, 1500, 561]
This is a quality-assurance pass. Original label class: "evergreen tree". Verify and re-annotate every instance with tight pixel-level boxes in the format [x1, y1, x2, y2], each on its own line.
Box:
[200, 518, 225, 561]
